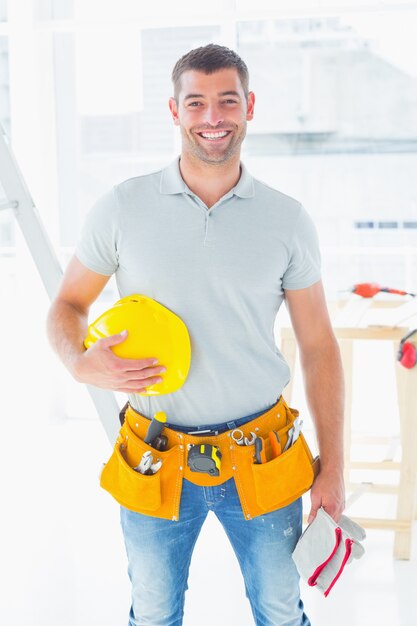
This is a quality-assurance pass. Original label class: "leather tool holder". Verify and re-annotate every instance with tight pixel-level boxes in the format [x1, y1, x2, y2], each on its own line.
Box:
[100, 398, 320, 522]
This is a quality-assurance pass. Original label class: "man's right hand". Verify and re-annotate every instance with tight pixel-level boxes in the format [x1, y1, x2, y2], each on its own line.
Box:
[72, 330, 166, 393]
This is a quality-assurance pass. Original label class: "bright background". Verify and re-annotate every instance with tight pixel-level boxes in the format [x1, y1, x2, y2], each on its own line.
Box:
[0, 1, 417, 625]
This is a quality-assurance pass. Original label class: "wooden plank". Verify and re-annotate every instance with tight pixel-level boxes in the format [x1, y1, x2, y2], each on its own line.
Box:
[339, 339, 353, 486]
[393, 339, 417, 559]
[281, 326, 409, 341]
[346, 482, 399, 495]
[348, 461, 401, 470]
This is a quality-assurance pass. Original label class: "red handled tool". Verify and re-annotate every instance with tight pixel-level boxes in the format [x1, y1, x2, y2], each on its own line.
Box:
[351, 283, 416, 299]
[397, 329, 417, 369]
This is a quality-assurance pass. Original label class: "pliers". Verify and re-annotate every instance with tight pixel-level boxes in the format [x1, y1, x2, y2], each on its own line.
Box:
[283, 417, 303, 452]
[134, 450, 162, 475]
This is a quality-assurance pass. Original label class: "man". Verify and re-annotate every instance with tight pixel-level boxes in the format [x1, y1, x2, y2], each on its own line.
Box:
[47, 44, 345, 626]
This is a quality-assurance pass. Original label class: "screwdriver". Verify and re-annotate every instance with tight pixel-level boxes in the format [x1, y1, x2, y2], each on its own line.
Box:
[144, 411, 167, 447]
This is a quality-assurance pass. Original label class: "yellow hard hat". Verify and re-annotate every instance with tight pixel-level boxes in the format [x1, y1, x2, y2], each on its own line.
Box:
[84, 294, 191, 395]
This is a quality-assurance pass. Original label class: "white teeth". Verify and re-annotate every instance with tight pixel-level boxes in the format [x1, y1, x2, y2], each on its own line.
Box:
[200, 131, 229, 139]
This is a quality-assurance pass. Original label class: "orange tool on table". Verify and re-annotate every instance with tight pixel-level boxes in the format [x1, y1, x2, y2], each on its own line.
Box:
[351, 282, 416, 298]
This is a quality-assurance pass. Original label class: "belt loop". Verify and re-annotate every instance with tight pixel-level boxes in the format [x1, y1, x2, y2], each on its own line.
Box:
[226, 420, 237, 430]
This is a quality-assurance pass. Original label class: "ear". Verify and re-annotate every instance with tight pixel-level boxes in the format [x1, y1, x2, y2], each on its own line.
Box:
[246, 91, 255, 121]
[169, 97, 180, 126]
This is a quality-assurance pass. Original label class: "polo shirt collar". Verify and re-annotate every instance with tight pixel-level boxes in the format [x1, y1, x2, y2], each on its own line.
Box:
[160, 156, 255, 199]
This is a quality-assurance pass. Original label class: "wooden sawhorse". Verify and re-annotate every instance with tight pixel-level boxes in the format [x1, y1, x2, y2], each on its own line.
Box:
[280, 325, 417, 559]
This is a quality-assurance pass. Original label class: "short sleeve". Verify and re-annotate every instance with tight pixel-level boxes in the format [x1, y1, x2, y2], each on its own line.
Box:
[282, 204, 321, 290]
[74, 187, 120, 276]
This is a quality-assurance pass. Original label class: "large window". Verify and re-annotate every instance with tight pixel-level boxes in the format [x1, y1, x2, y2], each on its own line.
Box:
[54, 24, 221, 248]
[237, 12, 417, 294]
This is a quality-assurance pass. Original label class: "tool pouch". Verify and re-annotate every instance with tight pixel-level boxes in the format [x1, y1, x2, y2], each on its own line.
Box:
[100, 418, 184, 521]
[99, 398, 319, 522]
[251, 433, 317, 511]
[230, 405, 320, 519]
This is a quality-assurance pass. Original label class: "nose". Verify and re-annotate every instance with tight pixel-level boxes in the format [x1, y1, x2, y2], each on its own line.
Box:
[203, 103, 224, 127]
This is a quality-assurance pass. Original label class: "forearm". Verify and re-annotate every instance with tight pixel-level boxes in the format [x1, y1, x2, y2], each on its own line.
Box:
[299, 336, 345, 472]
[46, 299, 88, 378]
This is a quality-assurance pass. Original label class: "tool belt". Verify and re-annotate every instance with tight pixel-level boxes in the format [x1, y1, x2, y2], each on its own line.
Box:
[99, 396, 320, 522]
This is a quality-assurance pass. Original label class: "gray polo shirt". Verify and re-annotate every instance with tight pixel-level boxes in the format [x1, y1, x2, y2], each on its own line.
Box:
[75, 156, 321, 426]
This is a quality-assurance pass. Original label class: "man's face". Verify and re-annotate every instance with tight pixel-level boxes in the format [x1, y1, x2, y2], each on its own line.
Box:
[169, 68, 255, 165]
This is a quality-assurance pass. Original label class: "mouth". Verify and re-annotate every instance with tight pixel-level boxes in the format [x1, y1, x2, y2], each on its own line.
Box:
[196, 130, 232, 142]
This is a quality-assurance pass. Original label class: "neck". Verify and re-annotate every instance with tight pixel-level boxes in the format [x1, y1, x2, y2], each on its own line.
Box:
[178, 152, 241, 208]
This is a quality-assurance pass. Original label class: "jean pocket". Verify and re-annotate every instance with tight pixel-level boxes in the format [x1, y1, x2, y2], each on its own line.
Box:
[252, 435, 314, 512]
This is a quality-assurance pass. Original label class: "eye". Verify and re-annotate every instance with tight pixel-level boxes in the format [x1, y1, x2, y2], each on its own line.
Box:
[188, 102, 202, 107]
[223, 99, 238, 104]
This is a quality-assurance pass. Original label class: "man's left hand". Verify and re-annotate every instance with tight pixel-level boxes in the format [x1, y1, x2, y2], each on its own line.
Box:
[307, 468, 345, 524]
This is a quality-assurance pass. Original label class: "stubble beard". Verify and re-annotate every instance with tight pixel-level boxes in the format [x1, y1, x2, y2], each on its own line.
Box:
[181, 122, 247, 166]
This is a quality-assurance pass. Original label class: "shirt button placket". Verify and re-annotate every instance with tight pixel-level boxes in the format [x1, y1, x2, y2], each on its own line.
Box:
[204, 210, 213, 247]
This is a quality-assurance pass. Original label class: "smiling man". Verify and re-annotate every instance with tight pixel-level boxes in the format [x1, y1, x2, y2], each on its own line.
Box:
[171, 67, 252, 162]
[47, 44, 345, 626]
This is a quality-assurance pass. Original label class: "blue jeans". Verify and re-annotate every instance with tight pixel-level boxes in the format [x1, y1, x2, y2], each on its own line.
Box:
[120, 407, 311, 626]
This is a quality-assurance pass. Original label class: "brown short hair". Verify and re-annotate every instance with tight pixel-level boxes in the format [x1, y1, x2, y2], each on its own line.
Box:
[171, 43, 249, 103]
